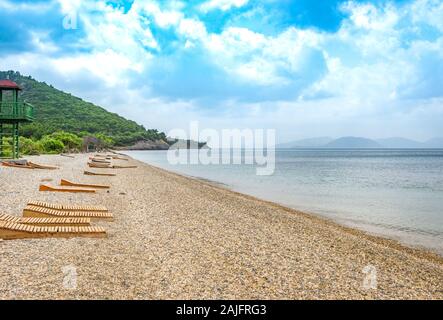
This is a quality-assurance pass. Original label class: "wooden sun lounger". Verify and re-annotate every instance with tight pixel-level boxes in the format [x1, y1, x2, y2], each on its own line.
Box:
[87, 162, 135, 169]
[0, 213, 91, 226]
[60, 179, 110, 189]
[0, 220, 106, 240]
[84, 171, 116, 177]
[112, 165, 137, 169]
[23, 205, 113, 221]
[27, 201, 108, 212]
[60, 154, 75, 158]
[2, 161, 59, 170]
[1, 161, 34, 169]
[28, 162, 59, 170]
[39, 184, 96, 193]
[91, 158, 111, 164]
[88, 162, 111, 168]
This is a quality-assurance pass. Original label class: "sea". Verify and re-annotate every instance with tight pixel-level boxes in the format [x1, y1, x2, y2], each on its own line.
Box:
[125, 149, 443, 255]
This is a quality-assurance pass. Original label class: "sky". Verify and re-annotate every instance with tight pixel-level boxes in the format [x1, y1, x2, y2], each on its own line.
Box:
[0, 0, 442, 142]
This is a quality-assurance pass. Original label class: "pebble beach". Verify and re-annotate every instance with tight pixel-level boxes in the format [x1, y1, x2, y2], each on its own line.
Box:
[0, 153, 442, 299]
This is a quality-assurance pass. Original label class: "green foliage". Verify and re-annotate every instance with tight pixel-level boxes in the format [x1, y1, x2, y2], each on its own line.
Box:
[0, 137, 13, 158]
[92, 133, 114, 148]
[0, 71, 167, 146]
[38, 136, 65, 154]
[19, 137, 42, 155]
[48, 131, 82, 151]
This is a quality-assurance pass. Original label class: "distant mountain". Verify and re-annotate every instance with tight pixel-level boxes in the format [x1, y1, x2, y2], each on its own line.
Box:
[376, 137, 423, 148]
[424, 137, 443, 148]
[277, 137, 333, 148]
[277, 136, 443, 149]
[324, 137, 382, 148]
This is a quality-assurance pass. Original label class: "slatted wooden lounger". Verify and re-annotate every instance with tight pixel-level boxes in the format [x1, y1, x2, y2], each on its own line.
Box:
[97, 154, 126, 160]
[0, 220, 106, 240]
[88, 162, 111, 168]
[28, 162, 59, 170]
[84, 171, 116, 177]
[39, 184, 96, 193]
[91, 158, 111, 164]
[1, 161, 34, 169]
[23, 205, 113, 221]
[112, 165, 137, 169]
[0, 213, 91, 226]
[87, 162, 135, 169]
[27, 201, 108, 212]
[60, 179, 110, 189]
[2, 161, 59, 170]
[60, 154, 75, 158]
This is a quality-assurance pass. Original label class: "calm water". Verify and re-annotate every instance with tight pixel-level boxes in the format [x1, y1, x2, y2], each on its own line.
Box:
[125, 149, 443, 255]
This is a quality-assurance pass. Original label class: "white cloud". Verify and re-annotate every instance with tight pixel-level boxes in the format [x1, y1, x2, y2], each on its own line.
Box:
[200, 27, 323, 86]
[301, 0, 443, 104]
[52, 50, 143, 87]
[0, 0, 55, 11]
[200, 0, 249, 13]
[341, 2, 399, 31]
[29, 32, 59, 54]
[2, 0, 443, 140]
[410, 0, 443, 32]
[178, 18, 208, 40]
[0, 50, 142, 88]
[133, 1, 183, 28]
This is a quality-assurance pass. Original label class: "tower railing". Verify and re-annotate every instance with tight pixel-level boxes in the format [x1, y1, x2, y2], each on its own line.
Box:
[0, 101, 34, 122]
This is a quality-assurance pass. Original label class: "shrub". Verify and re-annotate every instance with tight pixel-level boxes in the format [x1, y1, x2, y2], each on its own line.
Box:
[49, 131, 82, 152]
[19, 137, 42, 155]
[93, 133, 114, 148]
[39, 136, 65, 154]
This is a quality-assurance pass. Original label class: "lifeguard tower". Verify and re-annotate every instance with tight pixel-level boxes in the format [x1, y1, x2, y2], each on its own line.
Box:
[0, 79, 34, 159]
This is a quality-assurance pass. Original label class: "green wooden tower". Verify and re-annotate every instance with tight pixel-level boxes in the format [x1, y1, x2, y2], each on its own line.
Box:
[0, 79, 34, 159]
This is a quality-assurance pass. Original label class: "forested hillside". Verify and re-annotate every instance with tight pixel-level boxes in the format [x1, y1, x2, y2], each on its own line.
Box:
[0, 71, 166, 148]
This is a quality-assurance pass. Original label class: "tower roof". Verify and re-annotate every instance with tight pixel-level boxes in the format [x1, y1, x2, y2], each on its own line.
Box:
[0, 79, 22, 90]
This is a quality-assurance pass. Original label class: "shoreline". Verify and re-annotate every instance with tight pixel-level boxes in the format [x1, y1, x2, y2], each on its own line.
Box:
[126, 155, 443, 265]
[0, 153, 442, 299]
[123, 152, 443, 259]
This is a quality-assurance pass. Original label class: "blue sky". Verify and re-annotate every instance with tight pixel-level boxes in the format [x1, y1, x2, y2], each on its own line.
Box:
[0, 0, 442, 142]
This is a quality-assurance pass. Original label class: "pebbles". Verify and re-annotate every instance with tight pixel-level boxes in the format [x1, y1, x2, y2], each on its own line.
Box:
[0, 153, 442, 299]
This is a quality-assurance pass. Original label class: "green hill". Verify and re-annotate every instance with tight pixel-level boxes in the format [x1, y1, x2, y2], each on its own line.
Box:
[0, 70, 166, 147]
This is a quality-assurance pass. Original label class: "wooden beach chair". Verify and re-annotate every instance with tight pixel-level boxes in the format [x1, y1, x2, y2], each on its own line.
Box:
[91, 158, 111, 164]
[0, 213, 91, 226]
[84, 171, 116, 177]
[60, 179, 110, 189]
[60, 154, 75, 158]
[111, 156, 128, 161]
[28, 162, 59, 170]
[112, 165, 137, 169]
[27, 201, 108, 212]
[92, 155, 112, 160]
[39, 184, 96, 193]
[0, 220, 106, 240]
[88, 162, 111, 168]
[23, 205, 113, 221]
[2, 161, 59, 170]
[1, 161, 34, 169]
